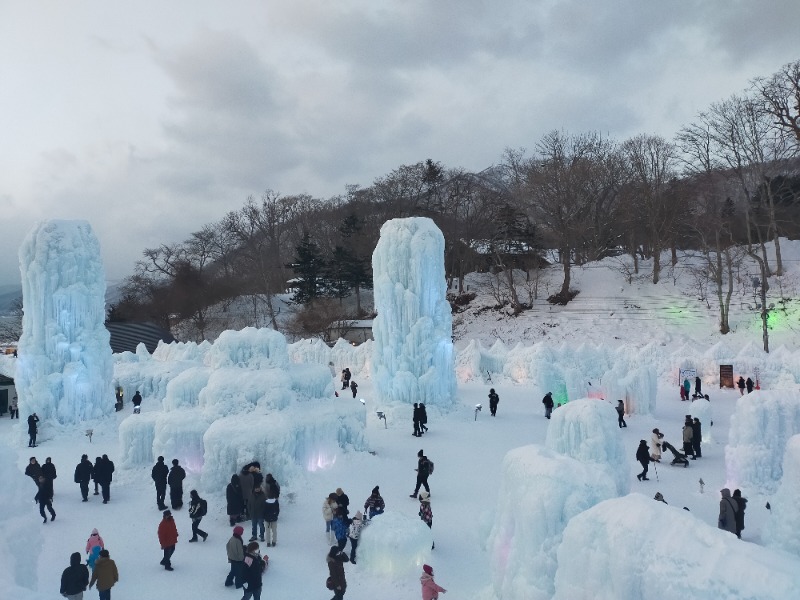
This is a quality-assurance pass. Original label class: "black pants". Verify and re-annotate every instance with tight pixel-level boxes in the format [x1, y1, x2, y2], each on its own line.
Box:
[413, 475, 430, 496]
[191, 517, 207, 540]
[683, 441, 695, 457]
[101, 483, 111, 502]
[170, 487, 183, 509]
[490, 401, 497, 416]
[349, 537, 358, 562]
[638, 460, 649, 479]
[155, 483, 167, 508]
[79, 481, 89, 500]
[39, 500, 55, 521]
[617, 414, 626, 427]
[413, 420, 421, 436]
[28, 432, 37, 447]
[692, 441, 701, 458]
[161, 545, 175, 567]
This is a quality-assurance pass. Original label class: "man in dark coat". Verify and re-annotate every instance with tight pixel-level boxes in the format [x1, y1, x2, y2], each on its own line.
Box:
[694, 376, 702, 397]
[25, 457, 42, 488]
[132, 390, 143, 413]
[27, 413, 39, 447]
[419, 403, 429, 433]
[488, 389, 499, 417]
[410, 450, 431, 497]
[737, 376, 746, 395]
[188, 489, 208, 542]
[636, 440, 651, 481]
[412, 403, 422, 436]
[227, 474, 245, 526]
[60, 551, 90, 598]
[542, 392, 554, 419]
[350, 380, 358, 398]
[335, 487, 350, 519]
[745, 377, 754, 393]
[616, 400, 627, 428]
[42, 456, 57, 482]
[168, 459, 186, 510]
[92, 456, 102, 495]
[326, 545, 349, 600]
[74, 454, 94, 501]
[692, 418, 702, 458]
[35, 475, 56, 523]
[95, 454, 115, 503]
[733, 488, 748, 539]
[151, 456, 169, 510]
[682, 416, 695, 459]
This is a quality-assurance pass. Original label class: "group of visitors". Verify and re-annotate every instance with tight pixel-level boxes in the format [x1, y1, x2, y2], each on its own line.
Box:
[339, 367, 359, 398]
[60, 528, 119, 599]
[412, 403, 429, 436]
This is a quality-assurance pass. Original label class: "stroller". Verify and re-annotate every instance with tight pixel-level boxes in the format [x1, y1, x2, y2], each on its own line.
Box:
[662, 441, 690, 467]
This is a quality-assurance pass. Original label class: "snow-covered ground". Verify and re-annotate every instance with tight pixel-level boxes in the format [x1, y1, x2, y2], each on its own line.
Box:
[2, 240, 800, 599]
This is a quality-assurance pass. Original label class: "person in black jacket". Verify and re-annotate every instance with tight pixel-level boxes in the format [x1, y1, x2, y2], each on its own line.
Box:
[350, 380, 358, 398]
[227, 474, 245, 526]
[152, 456, 169, 510]
[242, 541, 267, 600]
[410, 450, 432, 497]
[636, 440, 651, 481]
[412, 403, 422, 436]
[733, 488, 748, 539]
[74, 454, 94, 501]
[745, 377, 754, 393]
[264, 493, 280, 547]
[616, 400, 627, 428]
[92, 457, 102, 496]
[488, 389, 499, 417]
[95, 455, 115, 503]
[692, 418, 702, 458]
[60, 551, 89, 598]
[335, 487, 350, 519]
[25, 457, 42, 489]
[188, 489, 208, 542]
[27, 413, 39, 447]
[419, 403, 429, 433]
[42, 456, 57, 482]
[131, 390, 143, 414]
[542, 392, 554, 419]
[35, 475, 56, 523]
[264, 473, 280, 499]
[168, 459, 186, 510]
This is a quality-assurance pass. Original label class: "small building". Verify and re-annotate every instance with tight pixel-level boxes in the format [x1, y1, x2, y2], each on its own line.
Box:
[0, 374, 15, 417]
[330, 319, 374, 344]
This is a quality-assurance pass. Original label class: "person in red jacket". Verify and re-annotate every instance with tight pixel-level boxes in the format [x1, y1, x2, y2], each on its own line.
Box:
[157, 509, 179, 571]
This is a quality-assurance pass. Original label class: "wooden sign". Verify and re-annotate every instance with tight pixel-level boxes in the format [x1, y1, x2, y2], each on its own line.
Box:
[719, 364, 734, 389]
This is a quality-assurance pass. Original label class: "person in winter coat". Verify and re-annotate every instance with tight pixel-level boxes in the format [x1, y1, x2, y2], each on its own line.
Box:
[348, 511, 364, 563]
[87, 546, 102, 572]
[615, 400, 627, 428]
[746, 377, 754, 394]
[411, 450, 432, 497]
[350, 380, 358, 398]
[323, 493, 338, 543]
[694, 376, 702, 397]
[167, 459, 186, 510]
[733, 489, 748, 539]
[682, 417, 695, 459]
[35, 475, 56, 523]
[158, 510, 179, 570]
[226, 474, 245, 526]
[542, 392, 554, 419]
[650, 429, 663, 462]
[131, 391, 142, 414]
[42, 456, 57, 483]
[718, 488, 739, 535]
[25, 456, 42, 488]
[27, 412, 39, 447]
[420, 564, 447, 600]
[331, 507, 349, 551]
[363, 486, 385, 519]
[225, 526, 246, 588]
[92, 457, 102, 496]
[248, 462, 264, 491]
[691, 418, 702, 458]
[86, 529, 105, 555]
[239, 467, 255, 519]
[419, 403, 429, 433]
[326, 545, 349, 600]
[188, 490, 208, 542]
[60, 551, 90, 600]
[151, 456, 169, 511]
[635, 440, 650, 481]
[249, 486, 266, 542]
[9, 394, 18, 419]
[241, 541, 267, 600]
[263, 493, 279, 547]
[413, 403, 422, 436]
[737, 376, 746, 395]
[342, 368, 351, 390]
[88, 549, 118, 600]
[335, 487, 350, 518]
[94, 455, 115, 504]
[682, 378, 691, 400]
[264, 473, 280, 499]
[679, 382, 687, 401]
[419, 491, 434, 549]
[488, 389, 499, 417]
[74, 454, 94, 502]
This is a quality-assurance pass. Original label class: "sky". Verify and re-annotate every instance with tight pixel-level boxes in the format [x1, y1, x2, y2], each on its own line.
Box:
[1, 1, 799, 287]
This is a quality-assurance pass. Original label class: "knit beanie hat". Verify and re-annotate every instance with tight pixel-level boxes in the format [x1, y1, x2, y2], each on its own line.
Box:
[423, 564, 433, 575]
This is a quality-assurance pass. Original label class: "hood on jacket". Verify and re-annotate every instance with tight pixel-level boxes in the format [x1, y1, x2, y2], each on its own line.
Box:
[720, 488, 731, 499]
[70, 552, 82, 566]
[91, 528, 99, 536]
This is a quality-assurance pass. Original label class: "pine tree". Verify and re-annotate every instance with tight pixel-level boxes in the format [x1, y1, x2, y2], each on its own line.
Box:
[291, 233, 326, 304]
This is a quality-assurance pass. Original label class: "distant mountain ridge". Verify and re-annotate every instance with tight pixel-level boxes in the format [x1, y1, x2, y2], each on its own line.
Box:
[0, 282, 125, 316]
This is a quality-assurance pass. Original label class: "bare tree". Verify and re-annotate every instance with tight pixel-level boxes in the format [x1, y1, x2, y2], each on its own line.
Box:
[752, 59, 800, 148]
[0, 297, 23, 343]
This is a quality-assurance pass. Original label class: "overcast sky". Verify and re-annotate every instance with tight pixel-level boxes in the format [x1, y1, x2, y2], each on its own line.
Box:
[1, 1, 798, 287]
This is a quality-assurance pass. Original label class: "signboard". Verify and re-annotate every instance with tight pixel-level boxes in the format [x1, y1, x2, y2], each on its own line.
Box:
[719, 365, 734, 389]
[679, 368, 697, 384]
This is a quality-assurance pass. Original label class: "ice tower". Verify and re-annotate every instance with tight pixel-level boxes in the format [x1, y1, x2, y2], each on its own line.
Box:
[15, 220, 113, 424]
[371, 217, 456, 407]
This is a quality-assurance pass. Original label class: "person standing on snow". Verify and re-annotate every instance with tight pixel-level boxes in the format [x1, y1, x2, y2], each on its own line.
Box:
[718, 488, 739, 535]
[42, 456, 57, 485]
[95, 455, 115, 504]
[263, 492, 279, 547]
[650, 429, 663, 462]
[488, 389, 499, 417]
[420, 564, 447, 599]
[694, 376, 702, 398]
[331, 507, 349, 551]
[363, 486, 385, 519]
[323, 493, 338, 543]
[342, 368, 351, 390]
[350, 380, 358, 398]
[224, 525, 245, 588]
[326, 545, 349, 600]
[682, 416, 695, 459]
[410, 450, 432, 497]
[74, 454, 94, 502]
[88, 549, 118, 600]
[682, 378, 691, 400]
[419, 403, 429, 433]
[691, 418, 702, 458]
[737, 376, 745, 395]
[615, 400, 627, 428]
[92, 457, 102, 496]
[335, 487, 350, 519]
[131, 391, 142, 414]
[27, 412, 39, 447]
[167, 459, 186, 510]
[348, 511, 364, 563]
[239, 467, 255, 520]
[241, 541, 267, 600]
[264, 473, 280, 499]
[413, 403, 422, 436]
[745, 377, 754, 393]
[226, 474, 245, 526]
[25, 456, 42, 488]
[188, 490, 208, 542]
[35, 475, 56, 523]
[151, 456, 169, 511]
[60, 551, 90, 600]
[542, 392, 554, 419]
[635, 440, 651, 481]
[733, 489, 748, 539]
[157, 509, 179, 571]
[249, 486, 267, 542]
[418, 491, 434, 549]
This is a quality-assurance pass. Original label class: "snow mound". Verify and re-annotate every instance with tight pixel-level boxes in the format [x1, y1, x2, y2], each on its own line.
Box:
[357, 511, 433, 577]
[763, 434, 800, 556]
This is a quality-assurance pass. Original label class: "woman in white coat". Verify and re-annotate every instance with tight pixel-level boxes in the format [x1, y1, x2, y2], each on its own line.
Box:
[650, 428, 663, 462]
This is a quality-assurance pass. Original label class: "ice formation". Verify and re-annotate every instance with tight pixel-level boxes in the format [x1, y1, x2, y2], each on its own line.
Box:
[725, 391, 800, 493]
[690, 396, 714, 443]
[762, 434, 800, 556]
[545, 399, 630, 496]
[357, 511, 433, 577]
[487, 445, 618, 600]
[371, 218, 456, 407]
[15, 220, 113, 425]
[553, 494, 800, 599]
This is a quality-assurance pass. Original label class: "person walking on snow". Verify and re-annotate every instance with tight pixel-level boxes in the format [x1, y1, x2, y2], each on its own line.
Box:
[746, 377, 754, 393]
[158, 509, 179, 570]
[224, 525, 245, 588]
[95, 455, 115, 504]
[363, 486, 385, 519]
[326, 545, 349, 600]
[86, 529, 105, 555]
[718, 488, 739, 535]
[167, 459, 186, 510]
[413, 403, 422, 436]
[420, 564, 447, 600]
[188, 490, 208, 542]
[733, 489, 748, 539]
[27, 412, 39, 447]
[241, 541, 267, 600]
[419, 403, 429, 433]
[60, 551, 90, 600]
[350, 380, 358, 398]
[410, 450, 432, 497]
[542, 392, 554, 419]
[87, 546, 102, 572]
[88, 549, 118, 600]
[25, 456, 42, 488]
[616, 400, 627, 428]
[636, 440, 651, 481]
[42, 456, 57, 484]
[694, 376, 702, 397]
[151, 456, 169, 511]
[74, 454, 94, 502]
[348, 511, 364, 564]
[650, 429, 663, 462]
[737, 376, 746, 395]
[131, 391, 142, 414]
[35, 475, 56, 523]
[488, 389, 499, 417]
[419, 491, 434, 549]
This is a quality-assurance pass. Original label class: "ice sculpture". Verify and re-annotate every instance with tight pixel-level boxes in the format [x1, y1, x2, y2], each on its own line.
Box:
[762, 434, 800, 556]
[15, 220, 113, 424]
[371, 218, 456, 407]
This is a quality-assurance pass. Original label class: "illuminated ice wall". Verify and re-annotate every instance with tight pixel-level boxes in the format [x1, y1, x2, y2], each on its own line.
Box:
[371, 217, 456, 407]
[15, 220, 113, 424]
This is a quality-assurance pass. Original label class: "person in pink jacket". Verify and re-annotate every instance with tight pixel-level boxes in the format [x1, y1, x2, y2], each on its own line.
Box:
[420, 564, 447, 600]
[86, 528, 105, 555]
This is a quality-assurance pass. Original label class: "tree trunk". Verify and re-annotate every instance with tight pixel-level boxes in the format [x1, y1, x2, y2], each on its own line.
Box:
[652, 245, 661, 284]
[559, 247, 572, 298]
[722, 247, 734, 335]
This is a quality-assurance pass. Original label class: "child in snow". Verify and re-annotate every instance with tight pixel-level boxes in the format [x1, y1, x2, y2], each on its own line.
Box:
[420, 564, 447, 599]
[86, 528, 105, 555]
[363, 486, 385, 519]
[419, 491, 434, 549]
[348, 511, 364, 564]
[323, 493, 338, 543]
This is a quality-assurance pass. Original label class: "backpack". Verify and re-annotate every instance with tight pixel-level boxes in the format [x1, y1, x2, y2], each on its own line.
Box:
[427, 459, 434, 475]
